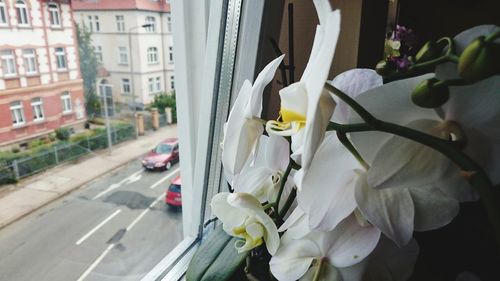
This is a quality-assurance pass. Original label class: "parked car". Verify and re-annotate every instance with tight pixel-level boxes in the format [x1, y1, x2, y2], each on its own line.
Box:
[142, 138, 179, 171]
[166, 175, 182, 207]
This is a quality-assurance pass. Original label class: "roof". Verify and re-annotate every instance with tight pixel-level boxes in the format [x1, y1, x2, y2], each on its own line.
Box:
[72, 0, 171, 13]
[171, 175, 181, 185]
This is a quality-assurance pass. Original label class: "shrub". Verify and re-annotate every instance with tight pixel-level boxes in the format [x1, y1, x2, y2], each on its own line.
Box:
[11, 146, 20, 153]
[55, 127, 71, 141]
[151, 91, 177, 123]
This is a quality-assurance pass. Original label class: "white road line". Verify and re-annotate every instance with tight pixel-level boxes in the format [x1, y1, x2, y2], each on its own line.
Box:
[76, 209, 122, 246]
[150, 167, 180, 189]
[92, 168, 144, 200]
[76, 243, 115, 281]
[127, 193, 164, 231]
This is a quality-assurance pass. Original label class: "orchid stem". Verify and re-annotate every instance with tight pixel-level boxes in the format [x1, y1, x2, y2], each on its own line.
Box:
[336, 131, 370, 170]
[277, 187, 297, 223]
[325, 84, 500, 253]
[274, 162, 293, 218]
[312, 258, 325, 281]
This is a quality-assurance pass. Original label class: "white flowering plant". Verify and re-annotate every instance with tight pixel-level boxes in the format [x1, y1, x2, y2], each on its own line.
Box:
[186, 1, 500, 280]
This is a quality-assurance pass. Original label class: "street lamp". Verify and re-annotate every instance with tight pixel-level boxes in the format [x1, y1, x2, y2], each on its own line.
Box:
[128, 23, 152, 138]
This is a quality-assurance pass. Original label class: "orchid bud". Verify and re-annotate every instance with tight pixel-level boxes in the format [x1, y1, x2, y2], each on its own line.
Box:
[458, 36, 500, 83]
[411, 78, 449, 108]
[437, 120, 467, 149]
[375, 60, 392, 76]
[416, 40, 443, 63]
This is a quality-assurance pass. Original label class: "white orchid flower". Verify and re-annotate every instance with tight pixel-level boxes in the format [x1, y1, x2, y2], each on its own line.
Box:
[266, 0, 340, 171]
[233, 135, 293, 204]
[222, 55, 285, 183]
[210, 192, 280, 254]
[270, 213, 381, 281]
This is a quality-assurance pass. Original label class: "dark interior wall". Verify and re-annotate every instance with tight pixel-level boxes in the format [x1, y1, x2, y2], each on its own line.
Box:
[357, 0, 389, 69]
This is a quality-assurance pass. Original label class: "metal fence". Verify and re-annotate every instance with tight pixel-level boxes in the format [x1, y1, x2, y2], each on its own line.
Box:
[0, 124, 135, 185]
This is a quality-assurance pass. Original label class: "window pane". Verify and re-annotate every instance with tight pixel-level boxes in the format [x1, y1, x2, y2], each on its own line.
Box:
[0, 1, 7, 24]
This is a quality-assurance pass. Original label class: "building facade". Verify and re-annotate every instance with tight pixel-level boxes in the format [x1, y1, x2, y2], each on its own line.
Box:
[72, 0, 175, 109]
[0, 0, 86, 147]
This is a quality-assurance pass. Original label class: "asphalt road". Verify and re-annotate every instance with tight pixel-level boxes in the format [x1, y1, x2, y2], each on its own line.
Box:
[0, 159, 183, 281]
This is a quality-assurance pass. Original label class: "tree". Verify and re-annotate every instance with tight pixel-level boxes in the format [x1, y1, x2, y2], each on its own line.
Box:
[75, 23, 101, 118]
[151, 91, 177, 123]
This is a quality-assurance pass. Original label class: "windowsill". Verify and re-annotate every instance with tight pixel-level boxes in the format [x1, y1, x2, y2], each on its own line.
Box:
[25, 73, 40, 77]
[50, 26, 63, 30]
[0, 24, 9, 28]
[33, 119, 45, 124]
[118, 63, 129, 66]
[148, 62, 160, 65]
[62, 111, 73, 116]
[3, 75, 19, 80]
[56, 69, 69, 72]
[12, 123, 27, 129]
[17, 24, 32, 29]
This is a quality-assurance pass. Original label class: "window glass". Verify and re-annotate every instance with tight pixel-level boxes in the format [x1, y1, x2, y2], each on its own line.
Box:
[94, 15, 100, 32]
[55, 47, 67, 69]
[0, 0, 8, 25]
[94, 45, 102, 62]
[168, 46, 173, 62]
[148, 77, 154, 93]
[170, 75, 174, 90]
[147, 47, 158, 64]
[31, 97, 44, 121]
[23, 49, 37, 74]
[122, 78, 130, 94]
[48, 3, 60, 27]
[1, 49, 17, 76]
[61, 91, 72, 113]
[116, 15, 125, 32]
[15, 0, 29, 26]
[10, 101, 25, 126]
[155, 143, 173, 154]
[155, 76, 161, 92]
[118, 46, 128, 64]
[167, 16, 171, 32]
[145, 16, 155, 32]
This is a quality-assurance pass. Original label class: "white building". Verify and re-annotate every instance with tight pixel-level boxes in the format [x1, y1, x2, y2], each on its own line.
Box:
[72, 0, 174, 108]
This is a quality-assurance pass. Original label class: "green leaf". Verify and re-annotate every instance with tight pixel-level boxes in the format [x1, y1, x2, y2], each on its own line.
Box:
[186, 225, 249, 281]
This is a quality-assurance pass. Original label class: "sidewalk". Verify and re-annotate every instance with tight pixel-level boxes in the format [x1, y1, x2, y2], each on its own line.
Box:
[0, 125, 178, 229]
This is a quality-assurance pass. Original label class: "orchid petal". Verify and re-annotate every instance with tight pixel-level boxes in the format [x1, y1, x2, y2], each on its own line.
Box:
[367, 119, 450, 190]
[355, 174, 414, 247]
[265, 135, 290, 172]
[233, 166, 273, 202]
[249, 55, 285, 117]
[409, 187, 459, 231]
[270, 236, 321, 281]
[278, 207, 311, 240]
[330, 69, 383, 123]
[434, 164, 479, 202]
[299, 262, 342, 281]
[298, 134, 361, 231]
[326, 214, 381, 268]
[210, 192, 247, 229]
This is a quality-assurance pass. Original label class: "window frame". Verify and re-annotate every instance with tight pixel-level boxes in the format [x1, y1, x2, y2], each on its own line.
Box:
[168, 46, 173, 62]
[94, 15, 100, 32]
[116, 15, 125, 32]
[155, 76, 161, 92]
[0, 0, 8, 26]
[48, 2, 61, 27]
[61, 91, 72, 113]
[15, 0, 29, 27]
[118, 46, 128, 65]
[122, 78, 131, 94]
[95, 45, 103, 63]
[148, 77, 155, 94]
[22, 48, 37, 74]
[31, 97, 44, 122]
[10, 101, 25, 126]
[1, 49, 17, 77]
[54, 47, 67, 70]
[147, 46, 158, 64]
[145, 16, 156, 32]
[170, 75, 174, 90]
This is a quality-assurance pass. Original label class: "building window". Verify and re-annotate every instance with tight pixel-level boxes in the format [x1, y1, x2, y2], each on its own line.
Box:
[147, 47, 158, 64]
[10, 101, 25, 126]
[170, 75, 175, 90]
[55, 47, 67, 70]
[155, 76, 161, 92]
[23, 49, 37, 74]
[48, 3, 61, 27]
[95, 45, 103, 63]
[169, 46, 173, 62]
[1, 49, 17, 76]
[116, 15, 125, 32]
[61, 91, 72, 113]
[118, 46, 128, 65]
[122, 78, 130, 94]
[87, 15, 99, 32]
[167, 16, 172, 32]
[148, 77, 155, 93]
[145, 16, 155, 32]
[0, 0, 8, 25]
[31, 97, 44, 122]
[15, 0, 29, 26]
[94, 15, 100, 32]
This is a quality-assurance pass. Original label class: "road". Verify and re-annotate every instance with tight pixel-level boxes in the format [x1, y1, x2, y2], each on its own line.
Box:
[0, 159, 182, 281]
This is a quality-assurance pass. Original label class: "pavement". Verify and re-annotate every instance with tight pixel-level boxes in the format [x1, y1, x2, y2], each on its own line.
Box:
[0, 124, 178, 230]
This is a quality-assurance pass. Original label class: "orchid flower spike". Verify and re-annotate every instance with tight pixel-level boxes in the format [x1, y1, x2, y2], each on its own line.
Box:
[266, 0, 340, 171]
[211, 192, 280, 255]
[222, 55, 284, 183]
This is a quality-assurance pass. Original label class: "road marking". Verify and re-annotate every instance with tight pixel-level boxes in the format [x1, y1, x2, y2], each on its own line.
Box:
[92, 168, 144, 200]
[127, 193, 164, 231]
[76, 209, 122, 246]
[150, 167, 180, 189]
[76, 243, 115, 281]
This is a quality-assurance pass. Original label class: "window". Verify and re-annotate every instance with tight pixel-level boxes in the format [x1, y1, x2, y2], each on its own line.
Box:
[54, 47, 67, 70]
[148, 77, 155, 93]
[169, 46, 173, 62]
[170, 75, 175, 90]
[95, 45, 102, 63]
[122, 78, 130, 94]
[155, 76, 161, 92]
[94, 15, 100, 32]
[145, 16, 155, 32]
[31, 97, 44, 122]
[61, 91, 72, 113]
[10, 101, 25, 126]
[116, 15, 125, 32]
[1, 49, 17, 76]
[48, 3, 61, 27]
[15, 0, 29, 26]
[23, 49, 37, 74]
[167, 16, 172, 32]
[0, 0, 8, 25]
[147, 47, 158, 64]
[87, 15, 99, 32]
[118, 46, 128, 65]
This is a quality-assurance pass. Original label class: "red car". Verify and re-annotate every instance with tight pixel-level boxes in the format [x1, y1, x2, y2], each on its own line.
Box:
[142, 138, 179, 171]
[166, 175, 182, 207]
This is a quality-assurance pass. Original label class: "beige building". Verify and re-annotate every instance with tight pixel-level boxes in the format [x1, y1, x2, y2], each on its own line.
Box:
[72, 0, 174, 109]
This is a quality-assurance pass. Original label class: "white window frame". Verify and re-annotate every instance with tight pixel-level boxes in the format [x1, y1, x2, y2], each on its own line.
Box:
[55, 47, 67, 70]
[94, 15, 100, 32]
[148, 77, 155, 93]
[122, 78, 130, 94]
[147, 47, 158, 64]
[167, 16, 172, 32]
[15, 0, 29, 26]
[23, 48, 37, 74]
[87, 15, 93, 32]
[170, 75, 174, 90]
[116, 15, 125, 32]
[1, 49, 17, 77]
[10, 101, 25, 126]
[48, 3, 61, 27]
[0, 0, 8, 26]
[31, 97, 44, 122]
[61, 91, 72, 113]
[145, 16, 155, 32]
[168, 46, 173, 62]
[118, 46, 128, 65]
[155, 76, 161, 92]
[95, 45, 103, 63]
